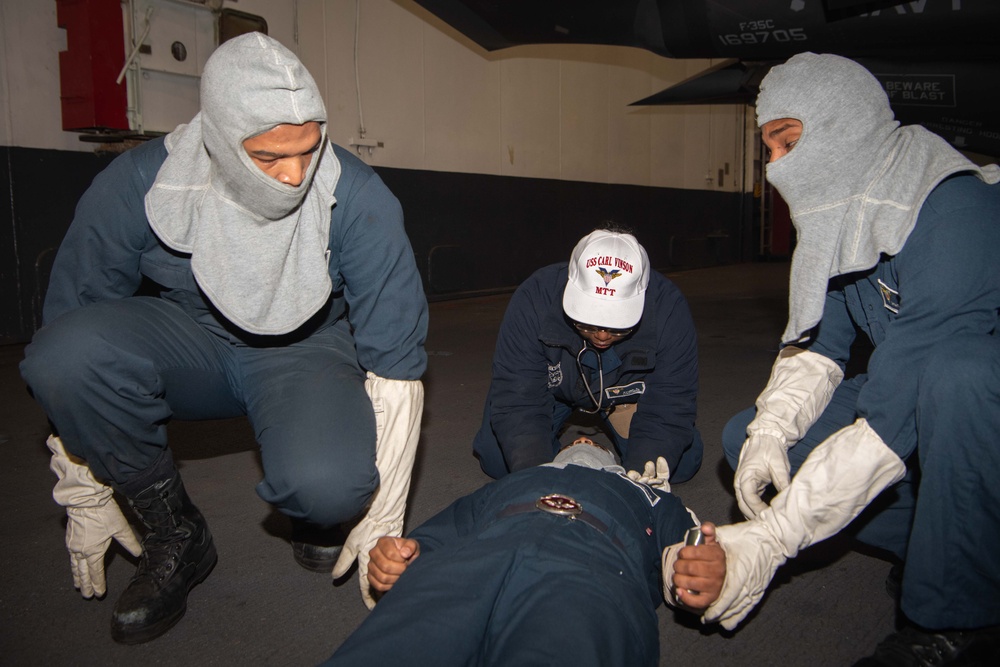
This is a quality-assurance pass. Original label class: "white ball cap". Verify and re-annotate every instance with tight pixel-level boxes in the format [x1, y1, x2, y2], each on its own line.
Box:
[562, 230, 650, 329]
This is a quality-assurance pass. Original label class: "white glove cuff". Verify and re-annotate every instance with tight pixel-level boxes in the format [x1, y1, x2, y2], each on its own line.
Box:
[363, 373, 423, 519]
[748, 347, 844, 445]
[332, 375, 423, 607]
[47, 435, 115, 509]
[761, 418, 906, 556]
[703, 521, 787, 630]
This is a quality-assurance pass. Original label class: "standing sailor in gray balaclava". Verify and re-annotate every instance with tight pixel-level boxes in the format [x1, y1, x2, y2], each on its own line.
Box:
[708, 53, 1000, 664]
[20, 33, 427, 643]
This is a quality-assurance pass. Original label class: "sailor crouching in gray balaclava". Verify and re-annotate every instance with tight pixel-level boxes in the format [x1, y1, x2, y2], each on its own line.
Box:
[711, 52, 1000, 664]
[322, 437, 727, 667]
[20, 32, 427, 644]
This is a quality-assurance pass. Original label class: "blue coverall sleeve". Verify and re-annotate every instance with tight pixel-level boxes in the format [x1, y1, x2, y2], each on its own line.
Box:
[405, 490, 483, 554]
[622, 287, 700, 473]
[652, 491, 697, 553]
[329, 147, 428, 380]
[487, 279, 558, 471]
[853, 190, 1000, 458]
[42, 141, 165, 325]
[806, 288, 857, 372]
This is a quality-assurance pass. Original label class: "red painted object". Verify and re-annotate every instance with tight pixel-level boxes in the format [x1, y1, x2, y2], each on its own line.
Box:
[56, 0, 128, 131]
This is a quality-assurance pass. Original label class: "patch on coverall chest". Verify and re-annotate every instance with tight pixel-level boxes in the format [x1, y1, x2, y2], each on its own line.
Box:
[547, 362, 563, 388]
[604, 380, 645, 400]
[878, 279, 900, 314]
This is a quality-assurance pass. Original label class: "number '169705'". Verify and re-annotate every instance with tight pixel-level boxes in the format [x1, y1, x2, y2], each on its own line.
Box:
[717, 29, 807, 45]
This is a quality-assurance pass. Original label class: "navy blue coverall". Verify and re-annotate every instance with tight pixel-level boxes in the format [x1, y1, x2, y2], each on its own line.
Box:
[474, 263, 702, 480]
[323, 464, 696, 666]
[723, 175, 1000, 630]
[20, 137, 428, 527]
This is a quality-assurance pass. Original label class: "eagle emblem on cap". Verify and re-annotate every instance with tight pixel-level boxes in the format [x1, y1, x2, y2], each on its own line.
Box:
[596, 267, 622, 286]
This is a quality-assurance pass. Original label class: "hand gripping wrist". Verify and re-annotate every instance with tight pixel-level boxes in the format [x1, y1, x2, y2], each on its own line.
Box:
[709, 420, 904, 629]
[704, 520, 787, 630]
[660, 507, 703, 608]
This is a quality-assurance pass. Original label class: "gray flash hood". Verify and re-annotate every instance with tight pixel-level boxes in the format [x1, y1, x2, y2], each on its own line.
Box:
[756, 52, 1000, 344]
[145, 32, 342, 335]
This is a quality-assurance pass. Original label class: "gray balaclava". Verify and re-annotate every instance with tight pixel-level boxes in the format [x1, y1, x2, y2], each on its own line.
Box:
[543, 440, 624, 472]
[146, 32, 341, 335]
[756, 52, 1000, 343]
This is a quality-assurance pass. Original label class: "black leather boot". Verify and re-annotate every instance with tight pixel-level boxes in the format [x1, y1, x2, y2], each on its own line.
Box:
[111, 471, 217, 644]
[291, 520, 345, 573]
[854, 624, 1000, 666]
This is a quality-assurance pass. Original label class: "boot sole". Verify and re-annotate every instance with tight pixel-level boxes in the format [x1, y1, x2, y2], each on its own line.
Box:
[111, 541, 219, 645]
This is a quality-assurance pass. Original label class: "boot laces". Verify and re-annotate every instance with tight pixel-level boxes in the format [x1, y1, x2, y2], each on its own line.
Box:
[138, 539, 184, 583]
[134, 488, 191, 583]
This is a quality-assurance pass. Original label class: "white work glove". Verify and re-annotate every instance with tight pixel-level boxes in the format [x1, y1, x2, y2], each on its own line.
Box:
[333, 373, 424, 609]
[47, 435, 142, 599]
[626, 457, 671, 492]
[735, 433, 790, 519]
[736, 346, 844, 518]
[706, 419, 905, 630]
